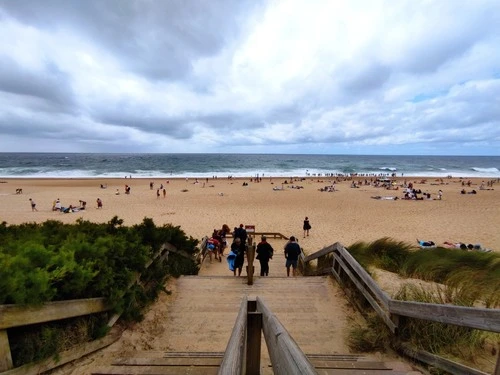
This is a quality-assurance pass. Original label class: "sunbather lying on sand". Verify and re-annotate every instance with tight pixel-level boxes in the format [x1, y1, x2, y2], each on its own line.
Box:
[443, 241, 492, 252]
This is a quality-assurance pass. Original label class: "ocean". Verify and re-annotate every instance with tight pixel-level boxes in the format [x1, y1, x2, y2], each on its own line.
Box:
[0, 153, 499, 179]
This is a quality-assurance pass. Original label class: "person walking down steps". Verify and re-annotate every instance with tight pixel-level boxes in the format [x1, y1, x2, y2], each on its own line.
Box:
[256, 235, 274, 276]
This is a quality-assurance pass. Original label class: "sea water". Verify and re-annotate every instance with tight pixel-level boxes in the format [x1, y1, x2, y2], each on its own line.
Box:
[0, 153, 498, 179]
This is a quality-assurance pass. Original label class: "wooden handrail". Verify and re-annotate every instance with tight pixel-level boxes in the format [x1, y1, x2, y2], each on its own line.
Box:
[301, 242, 500, 374]
[218, 297, 248, 375]
[256, 297, 318, 375]
[302, 242, 500, 333]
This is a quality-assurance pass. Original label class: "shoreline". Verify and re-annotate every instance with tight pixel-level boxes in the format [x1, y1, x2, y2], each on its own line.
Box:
[1, 176, 498, 253]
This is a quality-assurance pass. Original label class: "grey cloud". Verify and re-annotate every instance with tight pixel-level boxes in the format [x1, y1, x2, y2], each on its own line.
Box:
[0, 57, 76, 112]
[1, 0, 264, 80]
[95, 109, 195, 140]
[339, 62, 392, 94]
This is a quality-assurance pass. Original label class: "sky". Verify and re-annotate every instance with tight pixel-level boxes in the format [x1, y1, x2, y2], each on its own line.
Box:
[0, 0, 499, 156]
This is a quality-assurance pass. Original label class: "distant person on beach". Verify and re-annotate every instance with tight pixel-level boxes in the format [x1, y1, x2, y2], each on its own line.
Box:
[96, 198, 103, 209]
[438, 190, 443, 200]
[284, 236, 301, 277]
[303, 216, 311, 238]
[29, 198, 38, 211]
[256, 235, 274, 276]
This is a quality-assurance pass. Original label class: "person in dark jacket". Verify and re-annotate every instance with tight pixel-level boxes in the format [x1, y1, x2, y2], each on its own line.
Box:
[284, 236, 301, 277]
[256, 235, 274, 276]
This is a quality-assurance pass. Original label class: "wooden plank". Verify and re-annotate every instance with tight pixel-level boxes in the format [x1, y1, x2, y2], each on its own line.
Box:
[257, 297, 318, 375]
[316, 372, 398, 375]
[218, 296, 247, 375]
[332, 253, 397, 333]
[309, 359, 389, 369]
[92, 366, 219, 375]
[399, 343, 489, 375]
[0, 330, 13, 372]
[113, 357, 222, 366]
[0, 298, 110, 330]
[337, 245, 391, 308]
[2, 329, 122, 375]
[389, 300, 500, 333]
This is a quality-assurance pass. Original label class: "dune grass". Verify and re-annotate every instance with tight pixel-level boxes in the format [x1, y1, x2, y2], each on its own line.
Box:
[347, 238, 499, 372]
[348, 237, 500, 308]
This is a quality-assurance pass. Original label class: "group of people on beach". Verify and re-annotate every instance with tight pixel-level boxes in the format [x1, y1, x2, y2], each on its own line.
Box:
[205, 217, 311, 277]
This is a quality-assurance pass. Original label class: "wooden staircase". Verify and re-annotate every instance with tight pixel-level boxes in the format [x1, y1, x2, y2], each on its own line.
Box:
[91, 271, 421, 374]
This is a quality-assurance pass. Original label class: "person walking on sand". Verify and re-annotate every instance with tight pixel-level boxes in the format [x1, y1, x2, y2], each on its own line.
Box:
[96, 198, 103, 209]
[256, 235, 274, 276]
[29, 198, 38, 211]
[284, 236, 301, 277]
[303, 216, 311, 238]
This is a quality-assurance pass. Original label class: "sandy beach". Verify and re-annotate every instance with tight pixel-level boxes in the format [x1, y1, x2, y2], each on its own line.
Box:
[2, 176, 499, 375]
[1, 176, 499, 253]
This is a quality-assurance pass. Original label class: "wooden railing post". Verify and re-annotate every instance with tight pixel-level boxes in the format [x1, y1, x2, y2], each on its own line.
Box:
[247, 244, 255, 285]
[246, 310, 262, 375]
[0, 329, 13, 372]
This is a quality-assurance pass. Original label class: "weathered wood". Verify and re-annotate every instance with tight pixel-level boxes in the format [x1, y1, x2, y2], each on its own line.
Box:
[246, 312, 262, 375]
[399, 343, 489, 375]
[336, 245, 391, 308]
[247, 245, 255, 285]
[389, 299, 500, 333]
[92, 366, 219, 374]
[303, 243, 339, 263]
[113, 357, 222, 366]
[256, 297, 318, 375]
[332, 253, 397, 333]
[218, 296, 247, 375]
[2, 328, 122, 375]
[227, 232, 288, 239]
[0, 330, 13, 372]
[0, 298, 110, 330]
[308, 359, 389, 369]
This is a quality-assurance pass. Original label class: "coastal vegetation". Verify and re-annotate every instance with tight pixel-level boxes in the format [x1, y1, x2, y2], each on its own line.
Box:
[346, 237, 499, 372]
[0, 217, 199, 367]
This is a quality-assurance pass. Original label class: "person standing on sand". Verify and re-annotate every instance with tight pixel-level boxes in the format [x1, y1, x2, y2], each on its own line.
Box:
[29, 198, 38, 211]
[303, 216, 311, 238]
[256, 235, 274, 276]
[284, 236, 301, 277]
[96, 198, 103, 209]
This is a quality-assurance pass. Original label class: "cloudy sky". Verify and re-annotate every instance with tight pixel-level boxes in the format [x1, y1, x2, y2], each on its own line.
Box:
[1, 0, 499, 155]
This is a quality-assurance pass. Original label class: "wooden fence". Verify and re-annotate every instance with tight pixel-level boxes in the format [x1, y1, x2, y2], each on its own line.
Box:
[300, 242, 500, 375]
[0, 242, 192, 374]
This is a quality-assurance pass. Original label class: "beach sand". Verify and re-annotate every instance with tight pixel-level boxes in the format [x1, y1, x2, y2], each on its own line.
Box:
[2, 176, 499, 374]
[1, 176, 499, 252]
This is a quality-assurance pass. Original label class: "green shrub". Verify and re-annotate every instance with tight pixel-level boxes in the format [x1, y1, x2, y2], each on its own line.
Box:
[1, 217, 199, 367]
